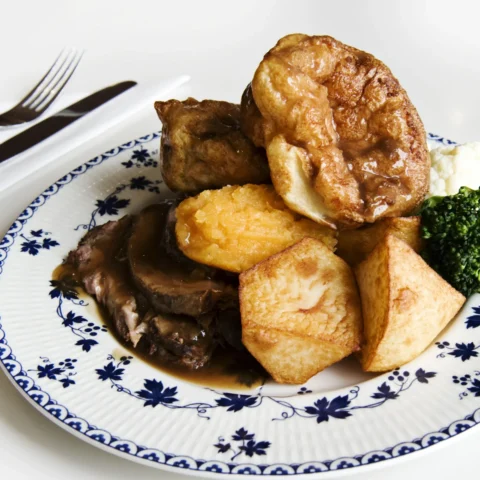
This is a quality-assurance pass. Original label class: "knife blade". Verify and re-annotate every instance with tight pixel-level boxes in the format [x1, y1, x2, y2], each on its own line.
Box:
[0, 80, 137, 162]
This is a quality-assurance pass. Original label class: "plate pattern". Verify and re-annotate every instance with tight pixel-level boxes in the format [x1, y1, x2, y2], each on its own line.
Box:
[92, 352, 437, 423]
[0, 131, 479, 476]
[49, 279, 108, 352]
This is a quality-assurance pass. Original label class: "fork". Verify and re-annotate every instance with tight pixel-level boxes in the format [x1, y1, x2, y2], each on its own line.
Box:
[0, 49, 83, 127]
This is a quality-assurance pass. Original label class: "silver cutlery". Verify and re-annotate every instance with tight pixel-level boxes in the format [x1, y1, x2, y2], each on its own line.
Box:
[0, 81, 137, 162]
[0, 48, 83, 127]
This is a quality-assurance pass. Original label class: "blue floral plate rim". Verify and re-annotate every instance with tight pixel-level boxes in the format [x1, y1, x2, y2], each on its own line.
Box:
[1, 131, 478, 478]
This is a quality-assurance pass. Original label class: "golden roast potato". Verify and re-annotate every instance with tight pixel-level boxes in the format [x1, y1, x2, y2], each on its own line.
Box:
[175, 184, 336, 273]
[336, 216, 422, 266]
[239, 237, 362, 384]
[355, 234, 465, 372]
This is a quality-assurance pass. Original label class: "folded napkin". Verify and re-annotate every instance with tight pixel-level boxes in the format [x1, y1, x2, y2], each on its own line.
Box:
[0, 75, 189, 192]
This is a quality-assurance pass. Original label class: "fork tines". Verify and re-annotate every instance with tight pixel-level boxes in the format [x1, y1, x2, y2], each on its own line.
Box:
[23, 48, 83, 112]
[0, 48, 83, 127]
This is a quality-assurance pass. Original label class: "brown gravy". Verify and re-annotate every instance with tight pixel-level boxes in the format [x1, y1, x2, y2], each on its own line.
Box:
[52, 264, 266, 390]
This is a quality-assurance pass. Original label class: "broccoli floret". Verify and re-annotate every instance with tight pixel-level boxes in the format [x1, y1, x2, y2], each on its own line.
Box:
[421, 186, 480, 297]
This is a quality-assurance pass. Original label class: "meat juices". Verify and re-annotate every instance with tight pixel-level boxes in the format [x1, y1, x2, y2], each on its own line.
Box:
[128, 204, 237, 317]
[61, 202, 243, 370]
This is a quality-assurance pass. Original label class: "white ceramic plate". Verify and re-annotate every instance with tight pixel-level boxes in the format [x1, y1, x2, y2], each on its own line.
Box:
[1, 132, 479, 478]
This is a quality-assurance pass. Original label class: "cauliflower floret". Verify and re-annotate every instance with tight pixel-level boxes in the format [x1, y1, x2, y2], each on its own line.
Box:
[429, 142, 480, 197]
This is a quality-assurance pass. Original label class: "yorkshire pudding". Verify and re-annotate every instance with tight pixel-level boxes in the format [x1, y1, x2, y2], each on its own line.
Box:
[241, 34, 429, 229]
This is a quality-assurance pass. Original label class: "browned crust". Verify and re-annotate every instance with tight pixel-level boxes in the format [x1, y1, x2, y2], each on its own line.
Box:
[355, 235, 391, 370]
[336, 216, 423, 266]
[242, 34, 429, 228]
[154, 98, 270, 193]
[239, 237, 362, 349]
[239, 84, 266, 148]
[355, 234, 466, 371]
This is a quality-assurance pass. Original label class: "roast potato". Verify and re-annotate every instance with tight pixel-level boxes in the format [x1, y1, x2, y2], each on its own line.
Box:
[336, 216, 422, 266]
[154, 98, 269, 193]
[240, 238, 362, 384]
[175, 184, 337, 273]
[355, 234, 465, 372]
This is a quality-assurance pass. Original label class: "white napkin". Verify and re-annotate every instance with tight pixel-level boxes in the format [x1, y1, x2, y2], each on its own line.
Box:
[0, 75, 189, 192]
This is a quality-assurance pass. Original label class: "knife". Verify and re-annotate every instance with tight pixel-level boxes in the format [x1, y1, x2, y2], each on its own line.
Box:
[0, 80, 137, 162]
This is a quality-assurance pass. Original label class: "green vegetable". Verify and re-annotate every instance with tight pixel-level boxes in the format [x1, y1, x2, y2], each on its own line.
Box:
[421, 186, 480, 297]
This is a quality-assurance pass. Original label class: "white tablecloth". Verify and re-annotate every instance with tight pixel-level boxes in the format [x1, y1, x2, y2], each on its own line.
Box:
[1, 1, 479, 478]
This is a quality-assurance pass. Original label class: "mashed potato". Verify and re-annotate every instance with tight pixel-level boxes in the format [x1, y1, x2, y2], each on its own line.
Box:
[429, 142, 480, 196]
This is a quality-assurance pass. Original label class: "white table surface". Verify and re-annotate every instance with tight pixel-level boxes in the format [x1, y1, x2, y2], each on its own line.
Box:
[1, 0, 479, 478]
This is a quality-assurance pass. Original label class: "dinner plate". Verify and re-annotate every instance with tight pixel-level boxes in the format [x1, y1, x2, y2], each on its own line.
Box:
[1, 131, 479, 478]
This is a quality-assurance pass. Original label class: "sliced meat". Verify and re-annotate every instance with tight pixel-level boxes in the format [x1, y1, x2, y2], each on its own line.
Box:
[145, 311, 214, 369]
[63, 205, 246, 370]
[128, 203, 237, 317]
[65, 217, 146, 346]
[215, 307, 244, 352]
